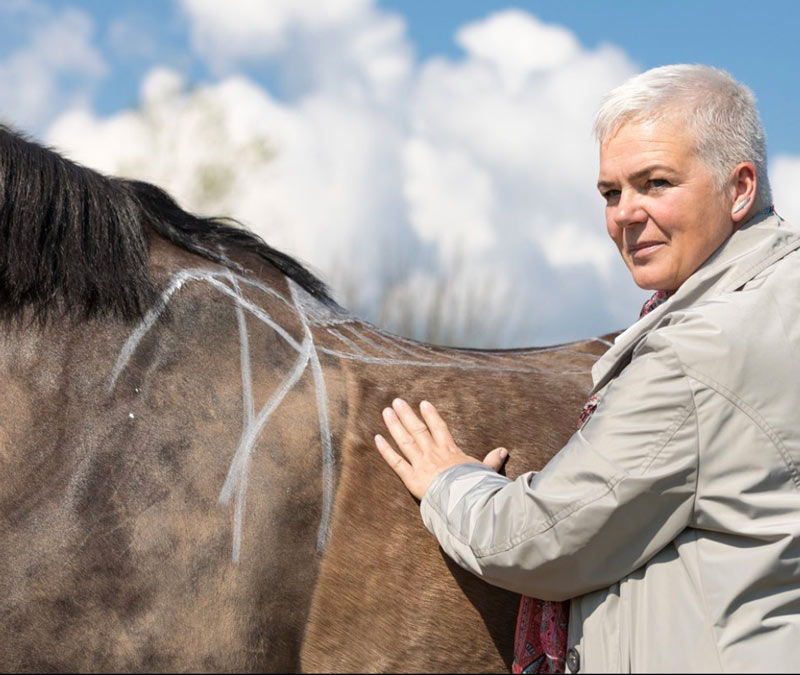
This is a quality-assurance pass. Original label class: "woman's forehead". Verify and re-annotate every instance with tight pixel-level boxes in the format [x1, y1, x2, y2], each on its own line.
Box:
[598, 118, 696, 176]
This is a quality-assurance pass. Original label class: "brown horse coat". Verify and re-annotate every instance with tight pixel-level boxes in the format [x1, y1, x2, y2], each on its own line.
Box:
[0, 125, 612, 672]
[0, 236, 610, 672]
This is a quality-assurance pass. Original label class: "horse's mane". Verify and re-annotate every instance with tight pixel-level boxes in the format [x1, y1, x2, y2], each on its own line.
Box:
[0, 124, 334, 323]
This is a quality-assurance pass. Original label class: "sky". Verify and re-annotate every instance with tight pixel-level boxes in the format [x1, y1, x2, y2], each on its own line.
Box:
[3, 0, 800, 347]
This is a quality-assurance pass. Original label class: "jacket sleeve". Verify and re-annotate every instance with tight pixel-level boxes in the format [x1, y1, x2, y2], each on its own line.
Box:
[419, 331, 698, 601]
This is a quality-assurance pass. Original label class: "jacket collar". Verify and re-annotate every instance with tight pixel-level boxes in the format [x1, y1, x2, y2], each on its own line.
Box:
[591, 211, 800, 393]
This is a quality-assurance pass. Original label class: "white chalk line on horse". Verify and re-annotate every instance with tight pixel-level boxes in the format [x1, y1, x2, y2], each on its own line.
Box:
[108, 267, 599, 564]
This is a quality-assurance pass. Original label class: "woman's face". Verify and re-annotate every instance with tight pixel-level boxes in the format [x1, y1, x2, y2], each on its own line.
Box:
[598, 117, 736, 292]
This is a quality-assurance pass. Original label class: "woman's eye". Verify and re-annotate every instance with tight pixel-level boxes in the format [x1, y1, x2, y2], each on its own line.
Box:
[647, 179, 669, 189]
[602, 189, 620, 203]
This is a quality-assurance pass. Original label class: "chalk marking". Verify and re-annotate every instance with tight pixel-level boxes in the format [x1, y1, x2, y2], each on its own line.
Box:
[218, 337, 313, 563]
[363, 329, 437, 361]
[309, 345, 334, 551]
[316, 347, 591, 376]
[289, 281, 336, 551]
[109, 269, 303, 394]
[228, 273, 255, 430]
[327, 328, 369, 357]
[340, 324, 402, 359]
[111, 267, 604, 563]
[366, 329, 475, 365]
[202, 276, 303, 352]
[109, 270, 193, 391]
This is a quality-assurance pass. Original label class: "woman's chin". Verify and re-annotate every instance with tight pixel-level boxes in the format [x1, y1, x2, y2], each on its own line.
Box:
[631, 270, 673, 292]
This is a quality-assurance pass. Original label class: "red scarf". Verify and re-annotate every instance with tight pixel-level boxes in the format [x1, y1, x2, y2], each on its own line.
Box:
[511, 290, 670, 673]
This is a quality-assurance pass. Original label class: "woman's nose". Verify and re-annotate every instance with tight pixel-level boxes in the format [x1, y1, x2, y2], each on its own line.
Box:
[613, 190, 647, 228]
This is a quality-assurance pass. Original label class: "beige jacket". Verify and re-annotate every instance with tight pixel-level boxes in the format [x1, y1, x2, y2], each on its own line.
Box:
[421, 211, 800, 673]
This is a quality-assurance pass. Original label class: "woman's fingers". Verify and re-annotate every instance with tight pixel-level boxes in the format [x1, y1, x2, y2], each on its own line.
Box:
[374, 433, 413, 481]
[391, 398, 434, 450]
[419, 400, 456, 449]
[382, 404, 423, 459]
[376, 397, 504, 501]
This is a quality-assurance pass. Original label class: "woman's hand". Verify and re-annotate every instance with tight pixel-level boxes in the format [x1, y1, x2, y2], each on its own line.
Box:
[375, 398, 509, 500]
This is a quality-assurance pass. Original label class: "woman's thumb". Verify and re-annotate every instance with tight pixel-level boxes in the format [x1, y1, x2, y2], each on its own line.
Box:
[482, 447, 509, 472]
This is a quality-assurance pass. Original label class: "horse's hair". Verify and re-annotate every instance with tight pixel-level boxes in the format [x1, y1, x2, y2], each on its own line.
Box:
[0, 124, 334, 323]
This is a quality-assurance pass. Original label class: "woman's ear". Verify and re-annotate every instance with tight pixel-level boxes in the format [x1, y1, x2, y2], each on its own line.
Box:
[730, 162, 758, 224]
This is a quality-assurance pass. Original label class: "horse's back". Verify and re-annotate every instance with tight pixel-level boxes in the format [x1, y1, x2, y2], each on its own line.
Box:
[299, 324, 604, 672]
[0, 126, 616, 672]
[0, 241, 336, 672]
[0, 235, 609, 672]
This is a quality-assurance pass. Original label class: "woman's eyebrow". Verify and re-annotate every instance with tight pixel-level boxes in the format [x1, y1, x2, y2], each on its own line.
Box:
[597, 164, 677, 190]
[628, 164, 676, 180]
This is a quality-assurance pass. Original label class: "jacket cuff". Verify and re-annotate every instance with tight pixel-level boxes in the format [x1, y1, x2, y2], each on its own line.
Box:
[420, 462, 508, 539]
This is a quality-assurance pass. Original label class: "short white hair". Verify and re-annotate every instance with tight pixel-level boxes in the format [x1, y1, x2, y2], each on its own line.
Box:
[594, 64, 772, 211]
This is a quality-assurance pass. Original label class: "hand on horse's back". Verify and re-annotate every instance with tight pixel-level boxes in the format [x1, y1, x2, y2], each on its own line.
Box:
[375, 398, 509, 500]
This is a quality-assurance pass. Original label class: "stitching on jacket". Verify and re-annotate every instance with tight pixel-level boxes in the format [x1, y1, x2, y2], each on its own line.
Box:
[422, 470, 622, 558]
[455, 341, 695, 557]
[683, 363, 800, 491]
[591, 335, 696, 475]
[471, 471, 628, 558]
[589, 336, 696, 476]
[634, 340, 698, 475]
[488, 406, 696, 558]
[466, 402, 696, 559]
[685, 528, 726, 670]
[682, 378, 702, 523]
[639, 404, 696, 474]
[722, 238, 800, 295]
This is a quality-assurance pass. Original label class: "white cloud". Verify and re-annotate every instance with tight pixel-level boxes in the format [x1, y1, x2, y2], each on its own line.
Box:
[540, 222, 617, 275]
[0, 4, 106, 133]
[456, 10, 580, 94]
[48, 67, 413, 314]
[179, 0, 410, 106]
[403, 139, 496, 259]
[402, 11, 644, 342]
[770, 155, 800, 225]
[180, 0, 369, 58]
[47, 5, 651, 347]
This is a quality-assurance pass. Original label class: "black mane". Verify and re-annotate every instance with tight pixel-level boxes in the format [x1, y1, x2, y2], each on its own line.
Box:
[0, 124, 334, 323]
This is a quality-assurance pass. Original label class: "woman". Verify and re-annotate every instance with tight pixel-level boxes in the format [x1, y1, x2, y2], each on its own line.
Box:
[374, 64, 800, 673]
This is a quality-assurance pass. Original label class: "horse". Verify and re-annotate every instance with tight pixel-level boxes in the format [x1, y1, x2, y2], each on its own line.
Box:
[0, 124, 613, 672]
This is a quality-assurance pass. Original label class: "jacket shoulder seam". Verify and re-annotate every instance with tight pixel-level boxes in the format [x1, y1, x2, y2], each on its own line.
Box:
[638, 403, 696, 474]
[637, 341, 697, 474]
[683, 363, 800, 491]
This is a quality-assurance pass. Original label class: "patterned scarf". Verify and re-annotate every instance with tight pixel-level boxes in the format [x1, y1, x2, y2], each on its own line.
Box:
[511, 289, 670, 674]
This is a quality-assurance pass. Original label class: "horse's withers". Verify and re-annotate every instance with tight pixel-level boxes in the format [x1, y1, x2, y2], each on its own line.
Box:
[0, 123, 611, 672]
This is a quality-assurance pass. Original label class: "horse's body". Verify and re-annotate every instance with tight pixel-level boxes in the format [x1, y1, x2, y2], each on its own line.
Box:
[0, 126, 611, 672]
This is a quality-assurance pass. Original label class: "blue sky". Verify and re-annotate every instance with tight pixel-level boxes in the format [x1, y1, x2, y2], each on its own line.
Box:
[5, 1, 799, 153]
[382, 0, 800, 155]
[2, 1, 800, 346]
